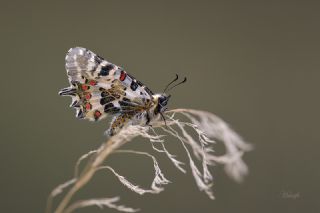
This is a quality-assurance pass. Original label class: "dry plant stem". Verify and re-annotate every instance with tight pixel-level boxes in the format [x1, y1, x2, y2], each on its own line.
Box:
[49, 108, 252, 213]
[54, 139, 121, 213]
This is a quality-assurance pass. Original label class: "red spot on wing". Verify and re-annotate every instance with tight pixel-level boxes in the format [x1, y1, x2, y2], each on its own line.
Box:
[120, 71, 127, 81]
[85, 103, 92, 110]
[81, 85, 89, 91]
[85, 93, 91, 100]
[94, 110, 102, 120]
[89, 80, 97, 86]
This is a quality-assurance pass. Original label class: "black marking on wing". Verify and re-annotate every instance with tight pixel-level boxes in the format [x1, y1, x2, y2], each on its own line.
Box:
[144, 86, 154, 95]
[101, 91, 109, 97]
[94, 55, 104, 64]
[119, 101, 132, 107]
[77, 109, 85, 119]
[104, 103, 121, 113]
[100, 96, 115, 105]
[59, 88, 77, 96]
[130, 80, 138, 91]
[136, 80, 144, 86]
[100, 64, 114, 76]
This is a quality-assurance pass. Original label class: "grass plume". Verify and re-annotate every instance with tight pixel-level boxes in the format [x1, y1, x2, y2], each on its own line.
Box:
[47, 109, 252, 213]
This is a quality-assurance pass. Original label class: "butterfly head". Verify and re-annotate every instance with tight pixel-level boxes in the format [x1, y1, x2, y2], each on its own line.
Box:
[154, 74, 187, 114]
[156, 94, 171, 113]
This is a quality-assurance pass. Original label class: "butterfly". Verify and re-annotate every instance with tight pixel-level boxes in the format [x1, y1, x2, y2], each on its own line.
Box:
[59, 47, 186, 136]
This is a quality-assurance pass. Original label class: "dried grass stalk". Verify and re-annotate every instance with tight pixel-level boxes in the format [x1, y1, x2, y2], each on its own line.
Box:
[47, 108, 252, 213]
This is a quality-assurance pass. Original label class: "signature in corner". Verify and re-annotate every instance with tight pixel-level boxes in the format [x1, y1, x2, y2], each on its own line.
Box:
[280, 190, 300, 199]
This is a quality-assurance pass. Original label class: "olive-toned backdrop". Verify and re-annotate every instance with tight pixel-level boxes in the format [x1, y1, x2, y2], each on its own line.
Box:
[1, 1, 319, 213]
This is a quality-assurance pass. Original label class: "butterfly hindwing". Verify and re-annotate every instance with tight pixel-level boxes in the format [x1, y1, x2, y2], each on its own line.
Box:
[59, 47, 154, 122]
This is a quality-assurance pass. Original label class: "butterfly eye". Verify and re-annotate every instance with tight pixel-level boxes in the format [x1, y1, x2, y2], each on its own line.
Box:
[159, 96, 168, 106]
[158, 96, 164, 103]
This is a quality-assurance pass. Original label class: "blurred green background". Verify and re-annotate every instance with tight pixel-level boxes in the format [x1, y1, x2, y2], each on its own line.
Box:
[1, 0, 319, 212]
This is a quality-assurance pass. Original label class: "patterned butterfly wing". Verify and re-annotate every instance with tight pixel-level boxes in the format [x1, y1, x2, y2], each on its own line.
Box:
[59, 47, 154, 121]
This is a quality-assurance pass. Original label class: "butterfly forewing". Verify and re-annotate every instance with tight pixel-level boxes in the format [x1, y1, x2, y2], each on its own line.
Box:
[59, 47, 153, 121]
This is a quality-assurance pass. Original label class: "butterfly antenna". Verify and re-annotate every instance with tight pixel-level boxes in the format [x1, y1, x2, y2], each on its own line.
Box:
[167, 77, 187, 92]
[164, 74, 179, 93]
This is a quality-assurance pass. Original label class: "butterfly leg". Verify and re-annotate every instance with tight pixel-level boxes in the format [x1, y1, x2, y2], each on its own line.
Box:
[145, 112, 152, 126]
[108, 113, 133, 136]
